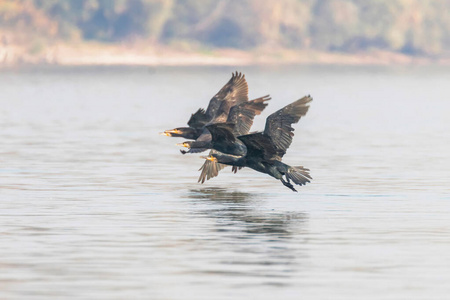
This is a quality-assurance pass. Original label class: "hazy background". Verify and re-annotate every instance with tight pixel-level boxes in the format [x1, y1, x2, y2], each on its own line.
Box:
[2, 2, 450, 300]
[2, 0, 450, 65]
[2, 64, 450, 300]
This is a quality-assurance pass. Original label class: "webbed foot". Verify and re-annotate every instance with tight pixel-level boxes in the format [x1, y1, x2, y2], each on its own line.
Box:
[281, 178, 297, 192]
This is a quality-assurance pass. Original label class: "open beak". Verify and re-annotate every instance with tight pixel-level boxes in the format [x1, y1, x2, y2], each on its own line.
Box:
[160, 129, 180, 137]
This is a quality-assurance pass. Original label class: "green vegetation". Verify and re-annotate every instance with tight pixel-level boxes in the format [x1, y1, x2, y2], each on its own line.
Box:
[2, 0, 450, 56]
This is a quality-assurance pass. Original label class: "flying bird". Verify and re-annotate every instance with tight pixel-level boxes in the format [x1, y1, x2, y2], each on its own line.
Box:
[161, 71, 270, 181]
[201, 96, 313, 192]
[161, 71, 249, 140]
[177, 95, 271, 154]
[193, 95, 271, 183]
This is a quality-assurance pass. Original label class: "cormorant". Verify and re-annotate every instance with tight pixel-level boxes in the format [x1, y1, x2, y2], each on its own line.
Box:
[200, 96, 313, 192]
[193, 95, 271, 182]
[178, 95, 270, 182]
[161, 71, 249, 139]
[177, 95, 271, 154]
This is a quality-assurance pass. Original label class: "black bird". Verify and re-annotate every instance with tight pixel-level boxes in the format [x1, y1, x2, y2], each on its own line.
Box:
[201, 96, 313, 192]
[177, 95, 271, 153]
[161, 72, 249, 139]
[194, 95, 271, 183]
[177, 95, 270, 182]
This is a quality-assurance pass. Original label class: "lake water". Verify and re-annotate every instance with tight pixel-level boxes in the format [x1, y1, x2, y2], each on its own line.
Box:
[1, 65, 449, 299]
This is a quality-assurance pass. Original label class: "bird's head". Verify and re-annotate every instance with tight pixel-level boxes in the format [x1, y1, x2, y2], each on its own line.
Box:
[160, 128, 183, 137]
[160, 127, 199, 139]
[200, 155, 217, 162]
[176, 141, 192, 149]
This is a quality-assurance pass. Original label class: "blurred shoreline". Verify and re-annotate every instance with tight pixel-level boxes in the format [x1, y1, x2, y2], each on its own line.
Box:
[1, 42, 448, 69]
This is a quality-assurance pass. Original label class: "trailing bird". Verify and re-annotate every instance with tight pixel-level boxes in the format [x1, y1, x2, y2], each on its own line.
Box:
[200, 96, 313, 192]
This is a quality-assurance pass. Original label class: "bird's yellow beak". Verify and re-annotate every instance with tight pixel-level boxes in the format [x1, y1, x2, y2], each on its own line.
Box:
[176, 142, 190, 148]
[161, 129, 181, 136]
[205, 155, 216, 162]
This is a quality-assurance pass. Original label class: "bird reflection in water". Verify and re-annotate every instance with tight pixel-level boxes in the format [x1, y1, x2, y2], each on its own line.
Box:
[188, 188, 307, 236]
[186, 188, 308, 284]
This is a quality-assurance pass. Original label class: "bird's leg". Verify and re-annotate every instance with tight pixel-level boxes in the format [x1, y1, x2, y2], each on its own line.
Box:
[285, 173, 291, 184]
[281, 178, 297, 192]
[180, 149, 187, 155]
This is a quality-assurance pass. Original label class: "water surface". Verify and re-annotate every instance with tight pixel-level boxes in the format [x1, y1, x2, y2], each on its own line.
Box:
[1, 65, 449, 299]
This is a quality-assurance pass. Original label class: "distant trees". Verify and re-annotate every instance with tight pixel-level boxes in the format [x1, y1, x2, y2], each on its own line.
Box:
[2, 0, 450, 56]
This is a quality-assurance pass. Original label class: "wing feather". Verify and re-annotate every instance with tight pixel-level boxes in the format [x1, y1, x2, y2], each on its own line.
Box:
[187, 108, 207, 128]
[263, 95, 312, 158]
[205, 72, 249, 123]
[198, 150, 228, 183]
[227, 95, 270, 136]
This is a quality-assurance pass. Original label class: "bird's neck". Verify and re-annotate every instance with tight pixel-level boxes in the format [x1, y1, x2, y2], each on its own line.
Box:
[185, 128, 203, 139]
[215, 153, 245, 166]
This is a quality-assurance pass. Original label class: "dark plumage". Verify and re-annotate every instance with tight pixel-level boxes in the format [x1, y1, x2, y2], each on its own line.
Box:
[202, 96, 313, 192]
[180, 95, 271, 153]
[161, 72, 248, 139]
[196, 95, 270, 183]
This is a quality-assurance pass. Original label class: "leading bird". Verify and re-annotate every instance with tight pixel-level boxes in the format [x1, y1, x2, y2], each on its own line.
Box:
[162, 71, 271, 181]
[161, 71, 249, 140]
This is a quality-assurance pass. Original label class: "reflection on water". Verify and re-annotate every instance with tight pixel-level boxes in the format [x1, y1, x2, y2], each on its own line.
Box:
[188, 188, 307, 236]
[179, 188, 308, 288]
[1, 66, 450, 299]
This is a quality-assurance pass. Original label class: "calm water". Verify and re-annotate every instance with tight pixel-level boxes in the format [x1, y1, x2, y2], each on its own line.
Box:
[1, 65, 449, 299]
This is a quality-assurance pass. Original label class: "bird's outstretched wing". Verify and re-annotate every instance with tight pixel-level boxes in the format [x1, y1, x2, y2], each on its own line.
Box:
[227, 95, 270, 136]
[197, 150, 228, 183]
[263, 95, 312, 159]
[205, 72, 248, 123]
[187, 108, 207, 129]
[197, 151, 242, 184]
